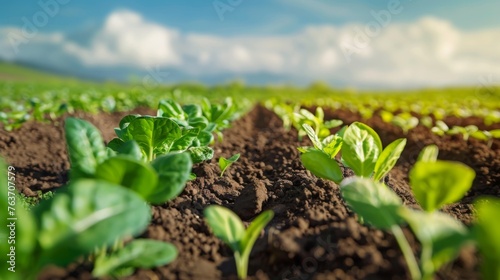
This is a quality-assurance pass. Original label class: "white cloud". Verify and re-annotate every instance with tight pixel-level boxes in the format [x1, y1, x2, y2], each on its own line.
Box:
[0, 10, 499, 87]
[65, 10, 181, 68]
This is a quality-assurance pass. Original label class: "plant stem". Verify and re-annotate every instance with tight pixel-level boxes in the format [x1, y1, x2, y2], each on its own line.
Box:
[391, 225, 421, 280]
[148, 148, 154, 162]
[420, 244, 433, 280]
[235, 252, 248, 279]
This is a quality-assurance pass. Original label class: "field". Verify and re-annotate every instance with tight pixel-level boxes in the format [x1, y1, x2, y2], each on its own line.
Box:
[1, 65, 500, 280]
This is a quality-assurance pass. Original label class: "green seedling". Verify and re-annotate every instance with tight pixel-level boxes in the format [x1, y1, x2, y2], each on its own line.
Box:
[0, 175, 152, 280]
[420, 116, 433, 128]
[400, 208, 471, 280]
[65, 117, 107, 179]
[340, 177, 420, 280]
[430, 120, 449, 136]
[219, 153, 240, 176]
[293, 107, 343, 140]
[397, 146, 475, 278]
[264, 99, 300, 131]
[108, 115, 213, 163]
[380, 110, 394, 123]
[341, 122, 383, 177]
[65, 118, 192, 204]
[485, 110, 500, 126]
[473, 197, 500, 280]
[470, 129, 500, 148]
[298, 124, 343, 158]
[392, 113, 419, 134]
[0, 110, 30, 131]
[204, 206, 274, 279]
[341, 176, 472, 280]
[157, 99, 214, 145]
[92, 239, 178, 277]
[447, 125, 479, 141]
[410, 158, 475, 212]
[201, 97, 239, 142]
[417, 145, 438, 162]
[301, 121, 406, 183]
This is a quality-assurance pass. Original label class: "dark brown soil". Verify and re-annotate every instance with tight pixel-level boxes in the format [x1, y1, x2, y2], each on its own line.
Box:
[1, 105, 498, 280]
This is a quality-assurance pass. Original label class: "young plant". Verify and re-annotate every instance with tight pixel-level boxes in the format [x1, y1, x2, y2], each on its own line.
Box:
[341, 177, 472, 280]
[157, 99, 214, 145]
[65, 118, 192, 205]
[380, 110, 394, 123]
[300, 122, 406, 183]
[340, 177, 420, 280]
[204, 206, 274, 279]
[298, 124, 343, 158]
[417, 144, 439, 162]
[0, 176, 152, 280]
[410, 151, 475, 212]
[420, 116, 434, 128]
[399, 208, 471, 280]
[392, 113, 419, 134]
[219, 153, 240, 176]
[293, 107, 343, 140]
[399, 146, 475, 279]
[201, 97, 239, 141]
[430, 120, 449, 136]
[264, 99, 300, 131]
[65, 117, 107, 179]
[446, 125, 479, 141]
[107, 115, 213, 163]
[470, 129, 500, 148]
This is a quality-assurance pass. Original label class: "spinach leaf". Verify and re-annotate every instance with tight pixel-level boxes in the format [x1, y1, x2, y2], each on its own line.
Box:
[34, 179, 151, 267]
[65, 118, 107, 179]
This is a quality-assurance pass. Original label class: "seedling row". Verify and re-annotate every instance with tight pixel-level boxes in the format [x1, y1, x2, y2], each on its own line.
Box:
[0, 94, 499, 279]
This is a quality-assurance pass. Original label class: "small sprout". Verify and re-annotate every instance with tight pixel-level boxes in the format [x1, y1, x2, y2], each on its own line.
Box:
[417, 145, 439, 162]
[204, 206, 274, 279]
[410, 160, 475, 212]
[219, 153, 240, 176]
[447, 125, 479, 141]
[400, 208, 471, 280]
[392, 113, 419, 134]
[300, 124, 343, 158]
[380, 110, 394, 123]
[471, 129, 500, 148]
[294, 107, 342, 140]
[340, 177, 420, 280]
[300, 121, 406, 183]
[420, 116, 433, 128]
[431, 120, 449, 136]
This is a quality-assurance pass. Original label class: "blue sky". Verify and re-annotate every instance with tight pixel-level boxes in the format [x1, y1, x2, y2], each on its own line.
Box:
[1, 0, 499, 88]
[2, 1, 500, 34]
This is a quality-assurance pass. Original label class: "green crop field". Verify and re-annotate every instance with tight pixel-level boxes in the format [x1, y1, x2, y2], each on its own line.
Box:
[1, 62, 500, 280]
